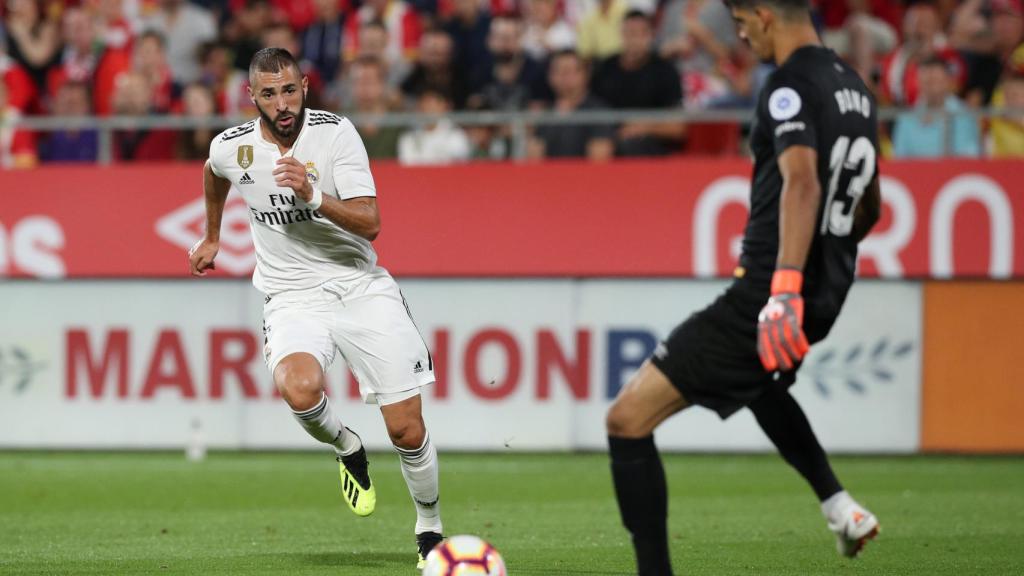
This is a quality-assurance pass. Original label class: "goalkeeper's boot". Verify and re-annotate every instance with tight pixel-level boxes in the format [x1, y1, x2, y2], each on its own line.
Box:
[416, 531, 444, 569]
[337, 430, 376, 517]
[828, 499, 879, 558]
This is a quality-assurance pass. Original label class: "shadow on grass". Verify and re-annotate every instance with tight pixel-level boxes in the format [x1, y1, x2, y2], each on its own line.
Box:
[272, 551, 411, 568]
[516, 565, 626, 569]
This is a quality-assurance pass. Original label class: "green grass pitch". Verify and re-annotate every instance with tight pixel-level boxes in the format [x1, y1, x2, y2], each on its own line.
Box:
[1, 452, 1022, 575]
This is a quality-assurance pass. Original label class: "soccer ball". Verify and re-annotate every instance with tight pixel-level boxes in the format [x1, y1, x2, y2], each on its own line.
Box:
[421, 535, 506, 576]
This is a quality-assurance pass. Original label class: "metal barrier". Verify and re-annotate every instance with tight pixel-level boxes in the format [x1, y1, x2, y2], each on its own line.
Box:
[4, 107, 1021, 164]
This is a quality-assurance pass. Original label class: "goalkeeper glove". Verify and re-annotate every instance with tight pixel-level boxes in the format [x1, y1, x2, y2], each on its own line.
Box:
[757, 267, 810, 372]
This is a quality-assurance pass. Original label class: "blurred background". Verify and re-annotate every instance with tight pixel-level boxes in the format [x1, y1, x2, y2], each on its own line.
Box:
[0, 0, 1021, 456]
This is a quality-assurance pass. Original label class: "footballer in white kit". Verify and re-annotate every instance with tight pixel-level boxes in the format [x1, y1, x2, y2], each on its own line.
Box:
[188, 47, 444, 569]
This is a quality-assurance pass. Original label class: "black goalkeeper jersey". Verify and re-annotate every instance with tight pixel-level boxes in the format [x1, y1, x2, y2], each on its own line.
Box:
[740, 45, 879, 325]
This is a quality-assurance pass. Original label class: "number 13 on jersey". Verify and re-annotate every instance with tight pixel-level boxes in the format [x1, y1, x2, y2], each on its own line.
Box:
[821, 135, 876, 237]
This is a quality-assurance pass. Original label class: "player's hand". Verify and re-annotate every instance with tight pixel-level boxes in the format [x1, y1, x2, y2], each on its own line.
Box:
[188, 237, 219, 277]
[757, 268, 810, 372]
[273, 157, 313, 202]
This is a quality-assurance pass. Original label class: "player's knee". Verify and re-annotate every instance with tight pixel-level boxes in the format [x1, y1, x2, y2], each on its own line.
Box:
[274, 365, 324, 411]
[605, 400, 636, 437]
[388, 418, 426, 450]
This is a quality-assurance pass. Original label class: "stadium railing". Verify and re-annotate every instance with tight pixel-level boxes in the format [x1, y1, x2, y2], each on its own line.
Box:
[4, 107, 1019, 164]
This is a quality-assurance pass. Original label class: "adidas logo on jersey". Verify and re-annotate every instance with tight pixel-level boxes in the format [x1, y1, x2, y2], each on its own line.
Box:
[239, 172, 255, 185]
[413, 360, 424, 374]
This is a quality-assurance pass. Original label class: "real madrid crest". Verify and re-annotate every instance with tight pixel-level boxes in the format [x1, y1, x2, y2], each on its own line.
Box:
[305, 161, 319, 184]
[237, 145, 253, 169]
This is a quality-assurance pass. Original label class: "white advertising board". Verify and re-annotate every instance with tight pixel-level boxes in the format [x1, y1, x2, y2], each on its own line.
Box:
[0, 279, 920, 452]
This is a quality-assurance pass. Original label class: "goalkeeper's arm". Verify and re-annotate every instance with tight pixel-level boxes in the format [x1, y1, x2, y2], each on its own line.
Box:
[852, 176, 881, 244]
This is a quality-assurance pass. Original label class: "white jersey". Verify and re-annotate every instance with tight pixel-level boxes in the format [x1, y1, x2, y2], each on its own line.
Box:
[209, 109, 378, 295]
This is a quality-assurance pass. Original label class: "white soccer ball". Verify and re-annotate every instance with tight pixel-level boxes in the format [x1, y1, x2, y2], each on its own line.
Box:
[421, 535, 506, 576]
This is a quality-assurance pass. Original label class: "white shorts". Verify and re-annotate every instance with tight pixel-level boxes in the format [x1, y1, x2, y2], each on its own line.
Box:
[262, 269, 434, 405]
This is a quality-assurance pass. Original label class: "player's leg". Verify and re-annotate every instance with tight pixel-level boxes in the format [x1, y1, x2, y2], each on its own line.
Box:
[273, 352, 376, 516]
[326, 272, 442, 566]
[606, 361, 689, 576]
[264, 294, 375, 517]
[379, 392, 443, 567]
[748, 386, 878, 556]
[275, 352, 361, 456]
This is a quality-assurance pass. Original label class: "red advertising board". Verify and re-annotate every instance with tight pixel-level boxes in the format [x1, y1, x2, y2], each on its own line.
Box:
[0, 159, 1021, 278]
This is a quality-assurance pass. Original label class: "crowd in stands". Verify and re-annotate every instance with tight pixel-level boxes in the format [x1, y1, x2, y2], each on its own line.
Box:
[1, 0, 1024, 167]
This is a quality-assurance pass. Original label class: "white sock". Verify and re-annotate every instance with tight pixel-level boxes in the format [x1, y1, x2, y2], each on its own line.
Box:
[291, 392, 362, 457]
[821, 490, 854, 521]
[395, 432, 442, 534]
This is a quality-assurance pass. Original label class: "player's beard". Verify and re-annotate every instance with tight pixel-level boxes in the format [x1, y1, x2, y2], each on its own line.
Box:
[258, 93, 306, 142]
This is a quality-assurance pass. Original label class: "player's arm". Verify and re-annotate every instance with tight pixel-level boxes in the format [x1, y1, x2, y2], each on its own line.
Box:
[758, 145, 818, 373]
[776, 145, 821, 271]
[272, 158, 381, 241]
[851, 175, 881, 243]
[189, 160, 232, 276]
[757, 78, 821, 373]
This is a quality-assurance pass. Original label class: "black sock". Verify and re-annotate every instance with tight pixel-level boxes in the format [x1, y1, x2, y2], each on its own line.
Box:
[608, 435, 673, 576]
[749, 387, 843, 501]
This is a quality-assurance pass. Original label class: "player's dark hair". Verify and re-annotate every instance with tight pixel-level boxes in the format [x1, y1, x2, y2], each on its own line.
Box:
[722, 0, 810, 16]
[249, 47, 301, 84]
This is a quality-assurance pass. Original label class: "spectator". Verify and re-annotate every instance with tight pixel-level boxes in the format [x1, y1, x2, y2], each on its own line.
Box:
[142, 0, 217, 84]
[839, 0, 899, 92]
[397, 87, 471, 164]
[522, 0, 575, 60]
[988, 70, 1024, 157]
[89, 1, 135, 116]
[528, 49, 613, 161]
[400, 28, 469, 109]
[0, 77, 37, 169]
[346, 56, 403, 159]
[953, 0, 1024, 105]
[880, 1, 965, 106]
[591, 10, 683, 156]
[176, 82, 217, 160]
[468, 13, 545, 110]
[129, 30, 178, 113]
[576, 0, 627, 61]
[223, 0, 273, 73]
[0, 48, 38, 113]
[197, 40, 253, 116]
[39, 80, 97, 163]
[656, 0, 739, 109]
[95, 0, 136, 53]
[353, 20, 412, 89]
[892, 56, 980, 158]
[48, 7, 102, 98]
[344, 0, 423, 66]
[110, 71, 177, 161]
[444, 0, 491, 84]
[302, 0, 346, 84]
[2, 0, 61, 96]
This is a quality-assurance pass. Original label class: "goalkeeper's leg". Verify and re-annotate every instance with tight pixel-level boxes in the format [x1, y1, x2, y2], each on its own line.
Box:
[606, 361, 688, 576]
[749, 387, 879, 557]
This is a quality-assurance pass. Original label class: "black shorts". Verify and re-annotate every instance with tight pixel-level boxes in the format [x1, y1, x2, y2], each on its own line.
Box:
[651, 282, 838, 419]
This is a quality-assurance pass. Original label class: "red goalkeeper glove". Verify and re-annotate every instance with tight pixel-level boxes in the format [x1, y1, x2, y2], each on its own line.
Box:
[757, 268, 810, 372]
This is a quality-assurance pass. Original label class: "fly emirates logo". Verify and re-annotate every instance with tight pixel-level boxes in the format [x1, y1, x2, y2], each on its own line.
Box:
[249, 193, 327, 227]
